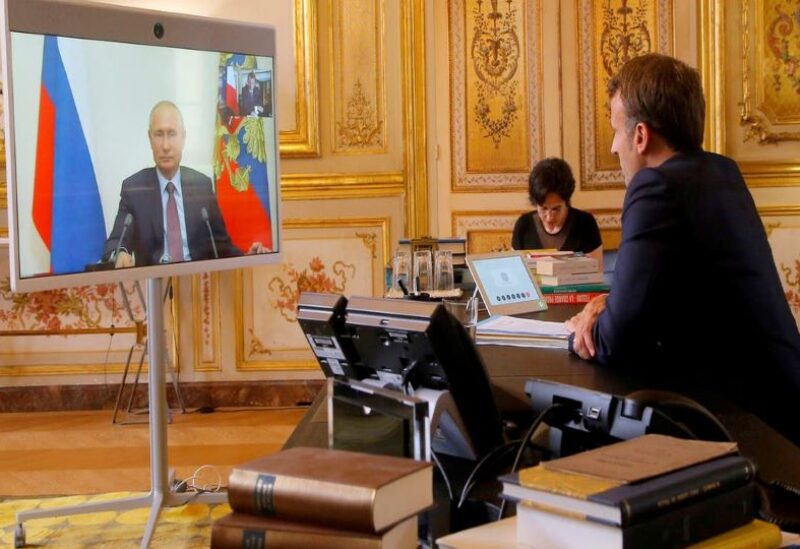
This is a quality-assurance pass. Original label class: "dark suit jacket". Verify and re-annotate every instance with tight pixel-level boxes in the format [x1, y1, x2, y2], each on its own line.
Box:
[103, 167, 241, 266]
[592, 150, 800, 444]
[240, 84, 262, 116]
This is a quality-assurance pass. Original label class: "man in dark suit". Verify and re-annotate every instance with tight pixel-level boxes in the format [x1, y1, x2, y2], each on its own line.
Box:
[566, 54, 800, 446]
[239, 71, 263, 116]
[103, 101, 261, 267]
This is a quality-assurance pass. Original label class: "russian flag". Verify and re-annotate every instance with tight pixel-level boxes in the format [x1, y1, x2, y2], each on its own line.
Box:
[32, 36, 105, 274]
[215, 55, 272, 253]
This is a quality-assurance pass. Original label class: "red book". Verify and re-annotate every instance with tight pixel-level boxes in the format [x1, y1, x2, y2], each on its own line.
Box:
[543, 292, 608, 305]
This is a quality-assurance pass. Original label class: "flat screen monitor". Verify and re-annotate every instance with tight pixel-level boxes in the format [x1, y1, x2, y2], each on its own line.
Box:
[1, 0, 281, 291]
[344, 296, 504, 461]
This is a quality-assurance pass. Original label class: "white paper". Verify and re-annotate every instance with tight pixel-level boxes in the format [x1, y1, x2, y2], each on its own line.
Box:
[476, 315, 571, 338]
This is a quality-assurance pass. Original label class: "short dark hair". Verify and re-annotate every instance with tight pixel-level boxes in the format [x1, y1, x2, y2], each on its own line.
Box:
[528, 157, 576, 206]
[247, 71, 256, 80]
[607, 53, 705, 152]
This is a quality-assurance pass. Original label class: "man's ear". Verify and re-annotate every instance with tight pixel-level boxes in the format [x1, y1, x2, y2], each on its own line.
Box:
[634, 122, 650, 155]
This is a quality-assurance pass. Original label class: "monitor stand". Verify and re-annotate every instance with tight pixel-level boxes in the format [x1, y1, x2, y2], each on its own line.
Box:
[14, 278, 227, 549]
[414, 388, 478, 461]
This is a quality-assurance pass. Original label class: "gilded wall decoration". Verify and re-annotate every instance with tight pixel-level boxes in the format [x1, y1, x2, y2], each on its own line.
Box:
[336, 80, 384, 149]
[740, 0, 800, 143]
[449, 0, 544, 190]
[269, 257, 356, 323]
[0, 78, 5, 209]
[766, 223, 800, 327]
[282, 0, 320, 157]
[579, 0, 673, 189]
[330, 0, 386, 154]
[235, 218, 389, 371]
[192, 272, 221, 372]
[468, 230, 514, 254]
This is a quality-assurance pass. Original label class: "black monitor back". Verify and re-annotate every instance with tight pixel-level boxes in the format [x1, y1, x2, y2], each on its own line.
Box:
[297, 292, 367, 380]
[345, 296, 504, 459]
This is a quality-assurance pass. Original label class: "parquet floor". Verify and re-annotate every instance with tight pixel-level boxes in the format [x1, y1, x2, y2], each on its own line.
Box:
[0, 407, 305, 497]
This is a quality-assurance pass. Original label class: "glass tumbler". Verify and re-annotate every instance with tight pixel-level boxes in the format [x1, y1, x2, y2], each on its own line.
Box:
[434, 250, 454, 292]
[391, 251, 411, 293]
[413, 250, 433, 293]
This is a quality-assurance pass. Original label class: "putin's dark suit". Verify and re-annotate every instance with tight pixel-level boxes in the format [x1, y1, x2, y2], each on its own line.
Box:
[103, 167, 240, 266]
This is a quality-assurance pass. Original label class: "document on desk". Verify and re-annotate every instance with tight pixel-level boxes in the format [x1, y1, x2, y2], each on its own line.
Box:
[476, 315, 571, 349]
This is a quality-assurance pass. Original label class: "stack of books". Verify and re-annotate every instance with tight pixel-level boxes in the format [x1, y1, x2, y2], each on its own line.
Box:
[211, 447, 433, 548]
[527, 252, 609, 305]
[499, 434, 767, 548]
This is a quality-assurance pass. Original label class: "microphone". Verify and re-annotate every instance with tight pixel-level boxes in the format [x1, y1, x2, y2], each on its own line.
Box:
[201, 207, 219, 258]
[112, 213, 133, 264]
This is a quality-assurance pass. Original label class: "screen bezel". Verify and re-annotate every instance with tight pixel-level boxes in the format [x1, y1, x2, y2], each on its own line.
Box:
[466, 251, 548, 316]
[0, 0, 282, 291]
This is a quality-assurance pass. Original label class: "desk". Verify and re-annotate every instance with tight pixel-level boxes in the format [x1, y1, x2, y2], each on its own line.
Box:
[284, 302, 800, 538]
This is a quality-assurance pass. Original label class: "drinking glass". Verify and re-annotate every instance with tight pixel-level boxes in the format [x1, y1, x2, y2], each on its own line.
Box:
[434, 250, 454, 292]
[413, 250, 432, 293]
[391, 251, 411, 294]
[443, 297, 479, 341]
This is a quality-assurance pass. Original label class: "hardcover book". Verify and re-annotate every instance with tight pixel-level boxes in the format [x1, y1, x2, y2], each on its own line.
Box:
[211, 512, 418, 549]
[534, 255, 599, 276]
[689, 519, 781, 549]
[536, 271, 606, 287]
[516, 483, 756, 549]
[539, 282, 610, 294]
[501, 454, 756, 526]
[227, 447, 432, 533]
[542, 434, 738, 482]
[543, 292, 608, 305]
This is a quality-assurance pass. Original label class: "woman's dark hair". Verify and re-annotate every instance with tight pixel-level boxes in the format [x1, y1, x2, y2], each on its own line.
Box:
[528, 157, 575, 206]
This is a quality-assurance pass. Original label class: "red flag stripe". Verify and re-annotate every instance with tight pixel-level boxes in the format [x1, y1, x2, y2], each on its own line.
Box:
[32, 86, 56, 250]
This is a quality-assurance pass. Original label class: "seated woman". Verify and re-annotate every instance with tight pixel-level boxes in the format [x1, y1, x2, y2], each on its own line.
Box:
[512, 157, 603, 269]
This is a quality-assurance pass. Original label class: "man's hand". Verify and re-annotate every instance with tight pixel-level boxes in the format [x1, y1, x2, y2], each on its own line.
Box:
[114, 251, 134, 269]
[246, 241, 271, 255]
[565, 294, 608, 360]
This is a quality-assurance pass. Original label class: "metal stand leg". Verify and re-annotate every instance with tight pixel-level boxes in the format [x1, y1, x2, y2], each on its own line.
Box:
[15, 278, 227, 549]
[112, 278, 186, 424]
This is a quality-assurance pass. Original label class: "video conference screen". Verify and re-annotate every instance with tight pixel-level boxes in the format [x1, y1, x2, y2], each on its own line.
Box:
[2, 0, 281, 291]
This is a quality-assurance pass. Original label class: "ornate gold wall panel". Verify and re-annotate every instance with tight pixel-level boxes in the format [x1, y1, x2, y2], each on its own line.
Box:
[0, 79, 5, 209]
[330, 0, 387, 153]
[578, 0, 674, 189]
[449, 0, 544, 191]
[741, 0, 800, 143]
[234, 217, 389, 371]
[402, 0, 429, 236]
[702, 0, 800, 187]
[192, 272, 221, 372]
[280, 0, 321, 157]
[280, 172, 405, 199]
